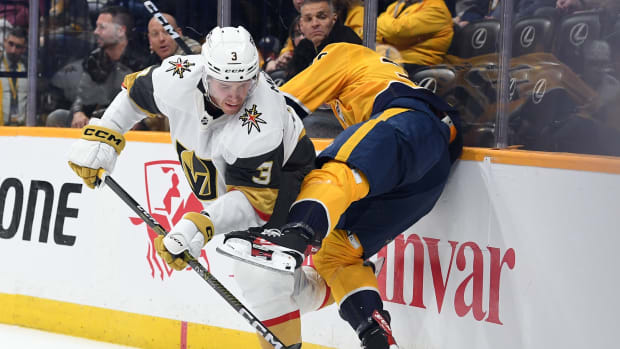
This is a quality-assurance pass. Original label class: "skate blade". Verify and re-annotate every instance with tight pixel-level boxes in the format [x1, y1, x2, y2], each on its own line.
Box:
[216, 240, 296, 274]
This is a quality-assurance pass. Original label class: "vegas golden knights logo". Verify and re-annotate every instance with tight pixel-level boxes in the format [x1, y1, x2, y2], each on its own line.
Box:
[176, 141, 218, 200]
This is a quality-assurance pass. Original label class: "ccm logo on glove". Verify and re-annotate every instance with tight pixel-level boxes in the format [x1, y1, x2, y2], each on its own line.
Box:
[154, 212, 215, 271]
[168, 235, 184, 248]
[81, 125, 126, 154]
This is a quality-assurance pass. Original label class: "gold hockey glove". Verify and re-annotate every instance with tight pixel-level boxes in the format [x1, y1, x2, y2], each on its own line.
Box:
[155, 212, 214, 271]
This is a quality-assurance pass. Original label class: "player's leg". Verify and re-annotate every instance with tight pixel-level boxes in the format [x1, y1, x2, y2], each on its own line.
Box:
[227, 105, 456, 347]
[313, 229, 398, 349]
[285, 160, 370, 251]
[282, 105, 451, 250]
[226, 246, 302, 348]
[296, 107, 453, 348]
[294, 264, 335, 314]
[257, 319, 301, 349]
[218, 231, 333, 348]
[254, 264, 335, 347]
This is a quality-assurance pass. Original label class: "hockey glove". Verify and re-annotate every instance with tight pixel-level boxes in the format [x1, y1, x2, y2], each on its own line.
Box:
[154, 212, 214, 271]
[67, 118, 126, 189]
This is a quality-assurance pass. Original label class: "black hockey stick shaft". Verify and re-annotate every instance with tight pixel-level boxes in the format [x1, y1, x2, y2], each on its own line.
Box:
[142, 0, 193, 54]
[96, 171, 300, 349]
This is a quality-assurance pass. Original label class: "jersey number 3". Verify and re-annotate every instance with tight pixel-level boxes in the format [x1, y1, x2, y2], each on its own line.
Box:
[253, 161, 273, 185]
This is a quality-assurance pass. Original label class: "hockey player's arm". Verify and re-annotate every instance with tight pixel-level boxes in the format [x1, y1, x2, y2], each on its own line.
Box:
[280, 43, 351, 117]
[67, 67, 162, 189]
[207, 142, 285, 234]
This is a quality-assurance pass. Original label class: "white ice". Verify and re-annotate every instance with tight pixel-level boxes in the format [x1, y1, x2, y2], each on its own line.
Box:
[0, 323, 137, 348]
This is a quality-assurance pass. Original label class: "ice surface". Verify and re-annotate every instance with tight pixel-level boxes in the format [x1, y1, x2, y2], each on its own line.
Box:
[0, 323, 137, 348]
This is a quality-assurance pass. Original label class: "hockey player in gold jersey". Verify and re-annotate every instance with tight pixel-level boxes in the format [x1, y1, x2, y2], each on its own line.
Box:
[226, 42, 463, 348]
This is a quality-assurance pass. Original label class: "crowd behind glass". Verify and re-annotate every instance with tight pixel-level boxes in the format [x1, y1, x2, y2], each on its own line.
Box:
[0, 0, 618, 156]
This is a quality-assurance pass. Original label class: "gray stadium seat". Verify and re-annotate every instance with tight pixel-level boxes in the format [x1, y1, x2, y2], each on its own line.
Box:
[452, 20, 501, 58]
[555, 11, 602, 75]
[410, 66, 456, 95]
[512, 16, 555, 57]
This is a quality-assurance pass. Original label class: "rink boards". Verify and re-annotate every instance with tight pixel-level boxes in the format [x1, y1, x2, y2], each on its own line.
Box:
[0, 127, 619, 349]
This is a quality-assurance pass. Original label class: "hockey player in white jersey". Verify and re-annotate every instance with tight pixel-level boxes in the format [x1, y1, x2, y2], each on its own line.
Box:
[66, 26, 331, 348]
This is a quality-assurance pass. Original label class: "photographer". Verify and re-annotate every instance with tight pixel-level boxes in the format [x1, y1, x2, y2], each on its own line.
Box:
[46, 6, 147, 128]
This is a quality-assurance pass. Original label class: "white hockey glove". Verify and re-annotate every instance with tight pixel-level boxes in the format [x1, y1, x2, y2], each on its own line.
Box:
[67, 118, 126, 189]
[154, 212, 214, 271]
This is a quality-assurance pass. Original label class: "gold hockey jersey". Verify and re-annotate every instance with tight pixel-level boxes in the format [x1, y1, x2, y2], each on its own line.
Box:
[280, 43, 417, 128]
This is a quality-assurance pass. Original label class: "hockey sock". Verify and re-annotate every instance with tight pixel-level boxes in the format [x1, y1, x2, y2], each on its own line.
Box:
[338, 289, 385, 337]
[287, 161, 369, 240]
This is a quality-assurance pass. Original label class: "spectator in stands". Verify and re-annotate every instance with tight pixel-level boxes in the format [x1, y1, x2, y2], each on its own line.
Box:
[46, 6, 148, 128]
[289, 16, 306, 49]
[258, 35, 282, 65]
[264, 0, 305, 73]
[0, 18, 13, 53]
[556, 0, 614, 12]
[0, 26, 27, 126]
[48, 0, 90, 32]
[376, 0, 454, 76]
[486, 0, 557, 20]
[140, 12, 201, 132]
[0, 0, 45, 28]
[520, 0, 559, 17]
[266, 0, 363, 76]
[333, 0, 365, 38]
[453, 0, 490, 28]
[265, 16, 304, 85]
[555, 0, 620, 29]
[286, 0, 362, 79]
[146, 13, 201, 65]
[44, 0, 93, 75]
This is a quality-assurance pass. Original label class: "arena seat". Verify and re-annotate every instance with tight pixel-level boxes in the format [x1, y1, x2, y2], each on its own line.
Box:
[554, 11, 602, 75]
[409, 66, 456, 95]
[512, 16, 555, 57]
[452, 19, 501, 58]
[533, 6, 562, 23]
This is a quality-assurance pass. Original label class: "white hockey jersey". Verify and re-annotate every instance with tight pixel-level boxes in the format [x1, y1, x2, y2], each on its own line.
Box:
[100, 54, 312, 235]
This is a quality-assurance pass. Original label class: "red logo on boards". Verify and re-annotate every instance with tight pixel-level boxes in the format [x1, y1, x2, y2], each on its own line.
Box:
[129, 160, 210, 279]
[376, 234, 516, 325]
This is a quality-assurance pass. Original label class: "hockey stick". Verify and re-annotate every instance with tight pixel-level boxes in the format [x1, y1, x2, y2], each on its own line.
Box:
[142, 0, 193, 54]
[95, 170, 301, 349]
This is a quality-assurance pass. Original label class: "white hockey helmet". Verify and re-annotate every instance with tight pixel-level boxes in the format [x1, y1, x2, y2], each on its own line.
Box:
[202, 26, 260, 83]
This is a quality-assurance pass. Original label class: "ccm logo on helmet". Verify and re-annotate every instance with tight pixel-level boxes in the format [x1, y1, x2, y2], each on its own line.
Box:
[84, 127, 123, 146]
[225, 68, 247, 73]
